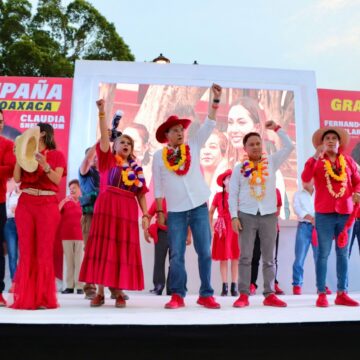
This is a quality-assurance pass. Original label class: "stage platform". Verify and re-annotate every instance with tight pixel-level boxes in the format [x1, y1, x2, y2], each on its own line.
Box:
[1, 292, 360, 325]
[1, 292, 360, 359]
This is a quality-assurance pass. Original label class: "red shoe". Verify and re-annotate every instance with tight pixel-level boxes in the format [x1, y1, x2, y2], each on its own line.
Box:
[316, 293, 329, 307]
[0, 293, 6, 307]
[115, 295, 126, 308]
[90, 294, 105, 307]
[165, 294, 185, 309]
[293, 285, 302, 295]
[335, 292, 359, 307]
[263, 294, 287, 307]
[325, 286, 332, 295]
[249, 283, 256, 296]
[233, 293, 249, 308]
[197, 296, 221, 309]
[274, 283, 285, 295]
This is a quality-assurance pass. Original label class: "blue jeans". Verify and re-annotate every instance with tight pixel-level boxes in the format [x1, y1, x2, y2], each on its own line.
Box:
[315, 212, 349, 293]
[292, 222, 318, 286]
[167, 203, 213, 298]
[4, 218, 18, 280]
[349, 219, 360, 257]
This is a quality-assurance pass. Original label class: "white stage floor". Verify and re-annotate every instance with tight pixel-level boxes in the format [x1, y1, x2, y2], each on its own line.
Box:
[1, 292, 360, 326]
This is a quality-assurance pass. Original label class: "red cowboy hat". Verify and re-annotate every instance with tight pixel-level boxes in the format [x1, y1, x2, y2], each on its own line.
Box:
[217, 169, 232, 187]
[155, 115, 192, 144]
[312, 126, 349, 149]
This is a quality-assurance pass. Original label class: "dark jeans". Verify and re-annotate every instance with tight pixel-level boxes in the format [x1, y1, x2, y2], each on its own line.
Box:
[251, 230, 280, 287]
[349, 219, 360, 257]
[0, 203, 6, 293]
[153, 229, 170, 292]
[4, 217, 18, 280]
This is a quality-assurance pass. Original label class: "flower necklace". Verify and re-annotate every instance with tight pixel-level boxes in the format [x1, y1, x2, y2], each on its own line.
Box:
[323, 154, 347, 198]
[162, 144, 191, 176]
[241, 153, 269, 201]
[114, 155, 145, 188]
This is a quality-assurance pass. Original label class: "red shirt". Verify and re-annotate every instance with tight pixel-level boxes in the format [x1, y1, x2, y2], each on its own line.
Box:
[59, 199, 83, 240]
[0, 136, 15, 203]
[20, 149, 67, 192]
[302, 153, 360, 214]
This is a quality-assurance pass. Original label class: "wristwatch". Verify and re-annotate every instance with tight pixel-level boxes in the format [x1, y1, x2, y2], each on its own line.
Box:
[44, 164, 51, 174]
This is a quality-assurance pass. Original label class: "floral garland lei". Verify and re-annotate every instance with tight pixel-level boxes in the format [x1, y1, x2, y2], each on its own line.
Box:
[114, 155, 145, 188]
[241, 153, 269, 201]
[162, 144, 191, 176]
[323, 154, 347, 198]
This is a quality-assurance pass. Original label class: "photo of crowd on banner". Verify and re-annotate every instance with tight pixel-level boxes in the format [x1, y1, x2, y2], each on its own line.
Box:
[0, 81, 359, 311]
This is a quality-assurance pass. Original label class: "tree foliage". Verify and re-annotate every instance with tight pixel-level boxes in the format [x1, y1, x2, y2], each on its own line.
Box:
[0, 0, 134, 77]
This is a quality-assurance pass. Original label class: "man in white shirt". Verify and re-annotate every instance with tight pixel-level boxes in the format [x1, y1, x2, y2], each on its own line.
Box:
[292, 180, 332, 295]
[229, 122, 294, 307]
[152, 84, 222, 309]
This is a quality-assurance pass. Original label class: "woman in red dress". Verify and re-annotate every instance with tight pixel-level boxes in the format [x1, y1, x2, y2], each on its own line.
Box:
[209, 169, 240, 297]
[79, 99, 149, 308]
[12, 123, 67, 310]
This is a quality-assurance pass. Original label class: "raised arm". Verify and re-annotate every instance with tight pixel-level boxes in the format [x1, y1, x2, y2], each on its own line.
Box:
[96, 99, 110, 153]
[80, 144, 96, 176]
[190, 84, 222, 148]
[266, 120, 294, 170]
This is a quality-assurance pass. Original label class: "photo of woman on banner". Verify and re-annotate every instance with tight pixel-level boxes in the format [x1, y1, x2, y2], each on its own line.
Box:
[226, 94, 288, 218]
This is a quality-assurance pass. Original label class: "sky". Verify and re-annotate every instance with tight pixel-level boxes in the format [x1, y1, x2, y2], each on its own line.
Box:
[29, 0, 360, 91]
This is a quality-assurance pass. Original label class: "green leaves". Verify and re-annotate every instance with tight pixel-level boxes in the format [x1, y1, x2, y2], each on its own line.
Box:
[0, 0, 134, 77]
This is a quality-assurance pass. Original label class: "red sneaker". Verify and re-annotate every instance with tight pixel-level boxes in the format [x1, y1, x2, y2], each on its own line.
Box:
[316, 293, 329, 307]
[90, 294, 105, 307]
[233, 293, 249, 308]
[197, 296, 221, 309]
[274, 283, 285, 295]
[293, 285, 302, 295]
[325, 286, 332, 295]
[335, 292, 359, 307]
[0, 293, 6, 307]
[115, 295, 126, 308]
[263, 294, 287, 307]
[249, 283, 256, 296]
[165, 294, 185, 309]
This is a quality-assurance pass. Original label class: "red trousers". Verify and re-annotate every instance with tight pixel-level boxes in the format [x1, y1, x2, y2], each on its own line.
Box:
[12, 193, 60, 309]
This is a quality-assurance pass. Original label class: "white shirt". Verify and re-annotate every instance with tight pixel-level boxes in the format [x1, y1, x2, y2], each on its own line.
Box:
[6, 190, 21, 218]
[293, 189, 315, 222]
[229, 128, 294, 217]
[153, 117, 215, 212]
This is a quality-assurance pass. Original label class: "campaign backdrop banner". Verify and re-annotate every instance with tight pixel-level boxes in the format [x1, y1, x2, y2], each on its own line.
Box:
[318, 88, 360, 165]
[0, 76, 73, 198]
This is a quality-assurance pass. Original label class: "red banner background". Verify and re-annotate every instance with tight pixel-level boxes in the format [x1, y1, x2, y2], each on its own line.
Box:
[318, 89, 360, 164]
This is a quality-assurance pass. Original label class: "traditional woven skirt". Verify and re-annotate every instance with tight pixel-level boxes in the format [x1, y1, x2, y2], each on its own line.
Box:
[211, 216, 240, 261]
[79, 186, 144, 290]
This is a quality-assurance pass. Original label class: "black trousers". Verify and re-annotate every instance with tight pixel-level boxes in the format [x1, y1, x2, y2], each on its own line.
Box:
[251, 230, 280, 287]
[153, 229, 170, 291]
[0, 203, 7, 293]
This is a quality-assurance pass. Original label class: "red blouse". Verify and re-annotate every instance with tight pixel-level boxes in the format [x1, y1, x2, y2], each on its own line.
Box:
[302, 153, 360, 214]
[20, 149, 67, 192]
[96, 143, 148, 195]
[0, 136, 15, 203]
[59, 199, 83, 240]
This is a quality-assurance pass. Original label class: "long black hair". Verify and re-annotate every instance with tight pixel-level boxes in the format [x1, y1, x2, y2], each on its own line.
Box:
[37, 123, 57, 150]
